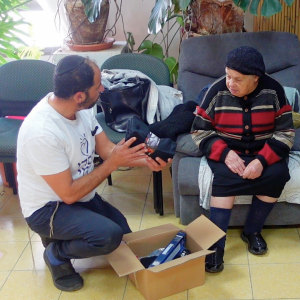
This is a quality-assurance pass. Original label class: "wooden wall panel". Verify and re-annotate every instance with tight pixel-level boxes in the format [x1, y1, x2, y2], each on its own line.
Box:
[254, 0, 300, 39]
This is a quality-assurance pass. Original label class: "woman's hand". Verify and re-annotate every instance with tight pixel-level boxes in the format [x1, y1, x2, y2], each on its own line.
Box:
[225, 150, 246, 176]
[242, 159, 263, 179]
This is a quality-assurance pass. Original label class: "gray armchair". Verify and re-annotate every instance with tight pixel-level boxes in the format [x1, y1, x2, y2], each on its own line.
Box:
[173, 31, 300, 226]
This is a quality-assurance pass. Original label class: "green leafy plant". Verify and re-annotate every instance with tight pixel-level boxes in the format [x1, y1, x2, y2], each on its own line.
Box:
[0, 0, 32, 65]
[81, 0, 104, 23]
[126, 32, 179, 84]
[233, 0, 295, 17]
[18, 44, 44, 59]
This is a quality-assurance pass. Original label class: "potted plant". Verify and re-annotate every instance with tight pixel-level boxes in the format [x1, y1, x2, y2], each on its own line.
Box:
[132, 0, 296, 83]
[0, 0, 33, 65]
[64, 0, 121, 50]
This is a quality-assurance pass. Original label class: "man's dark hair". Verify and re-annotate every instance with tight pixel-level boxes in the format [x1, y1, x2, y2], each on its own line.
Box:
[53, 56, 95, 99]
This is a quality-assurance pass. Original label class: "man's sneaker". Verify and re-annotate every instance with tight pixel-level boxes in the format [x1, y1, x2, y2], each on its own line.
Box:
[241, 232, 268, 255]
[205, 246, 224, 273]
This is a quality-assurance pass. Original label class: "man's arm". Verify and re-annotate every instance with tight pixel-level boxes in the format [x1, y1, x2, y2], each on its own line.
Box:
[42, 132, 147, 204]
[42, 131, 170, 204]
[95, 131, 170, 170]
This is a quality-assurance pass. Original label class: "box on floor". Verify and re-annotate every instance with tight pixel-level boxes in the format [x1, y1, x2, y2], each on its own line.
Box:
[106, 215, 225, 300]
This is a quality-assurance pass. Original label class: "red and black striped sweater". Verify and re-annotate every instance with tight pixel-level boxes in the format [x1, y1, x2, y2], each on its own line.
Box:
[191, 74, 295, 168]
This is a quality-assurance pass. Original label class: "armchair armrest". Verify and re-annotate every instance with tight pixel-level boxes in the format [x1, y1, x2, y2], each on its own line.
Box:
[176, 133, 203, 157]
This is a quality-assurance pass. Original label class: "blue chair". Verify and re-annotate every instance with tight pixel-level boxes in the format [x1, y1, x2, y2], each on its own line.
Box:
[0, 59, 55, 194]
[96, 53, 171, 215]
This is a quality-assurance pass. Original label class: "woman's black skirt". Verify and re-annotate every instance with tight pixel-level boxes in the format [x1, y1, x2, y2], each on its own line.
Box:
[207, 154, 290, 198]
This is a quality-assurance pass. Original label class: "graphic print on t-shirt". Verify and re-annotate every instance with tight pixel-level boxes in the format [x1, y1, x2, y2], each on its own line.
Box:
[78, 133, 94, 176]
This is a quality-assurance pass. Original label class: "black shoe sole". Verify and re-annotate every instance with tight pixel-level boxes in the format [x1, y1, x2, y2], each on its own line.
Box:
[205, 263, 224, 273]
[241, 232, 268, 255]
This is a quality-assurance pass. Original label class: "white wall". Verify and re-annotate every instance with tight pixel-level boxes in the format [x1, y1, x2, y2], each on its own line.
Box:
[107, 0, 182, 59]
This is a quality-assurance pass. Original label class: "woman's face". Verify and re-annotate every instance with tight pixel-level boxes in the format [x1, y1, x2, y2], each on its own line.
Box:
[225, 67, 259, 97]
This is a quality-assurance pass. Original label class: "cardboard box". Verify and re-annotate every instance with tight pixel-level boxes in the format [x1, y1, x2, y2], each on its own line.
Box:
[106, 215, 225, 300]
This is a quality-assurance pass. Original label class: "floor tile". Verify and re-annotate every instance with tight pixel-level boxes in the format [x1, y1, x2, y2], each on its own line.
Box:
[0, 195, 23, 218]
[59, 268, 127, 300]
[0, 217, 33, 242]
[0, 187, 13, 210]
[140, 214, 185, 230]
[13, 241, 45, 271]
[124, 214, 143, 232]
[121, 167, 152, 176]
[250, 263, 300, 299]
[0, 242, 28, 271]
[0, 272, 10, 290]
[144, 193, 175, 214]
[188, 265, 252, 300]
[0, 270, 61, 300]
[149, 173, 173, 193]
[248, 228, 300, 264]
[225, 236, 248, 265]
[102, 175, 151, 195]
[103, 193, 146, 215]
[227, 227, 244, 237]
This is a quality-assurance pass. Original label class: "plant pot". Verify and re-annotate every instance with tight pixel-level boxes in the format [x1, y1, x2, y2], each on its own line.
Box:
[64, 0, 110, 45]
[187, 0, 244, 36]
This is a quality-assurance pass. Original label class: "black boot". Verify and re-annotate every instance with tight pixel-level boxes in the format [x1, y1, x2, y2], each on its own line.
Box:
[205, 246, 224, 273]
[241, 232, 268, 255]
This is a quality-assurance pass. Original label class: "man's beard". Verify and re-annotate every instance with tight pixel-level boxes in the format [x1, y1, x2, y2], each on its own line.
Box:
[79, 92, 98, 109]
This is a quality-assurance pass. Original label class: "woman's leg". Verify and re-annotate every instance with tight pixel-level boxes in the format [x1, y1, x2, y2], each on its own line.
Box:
[210, 196, 235, 248]
[241, 195, 277, 255]
[205, 196, 235, 273]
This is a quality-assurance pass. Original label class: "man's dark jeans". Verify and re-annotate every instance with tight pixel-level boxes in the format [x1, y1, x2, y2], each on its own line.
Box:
[26, 193, 131, 260]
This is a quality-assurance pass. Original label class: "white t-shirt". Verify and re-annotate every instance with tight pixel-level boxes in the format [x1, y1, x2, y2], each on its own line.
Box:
[17, 93, 103, 218]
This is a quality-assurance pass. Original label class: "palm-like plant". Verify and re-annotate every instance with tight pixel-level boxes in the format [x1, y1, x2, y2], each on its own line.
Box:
[0, 0, 32, 65]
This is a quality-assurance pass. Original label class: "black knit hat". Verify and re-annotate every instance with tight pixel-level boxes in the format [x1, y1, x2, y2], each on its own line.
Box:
[55, 55, 85, 76]
[225, 46, 265, 77]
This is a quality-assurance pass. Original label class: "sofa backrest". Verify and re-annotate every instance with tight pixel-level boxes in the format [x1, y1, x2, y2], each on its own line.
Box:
[178, 31, 300, 102]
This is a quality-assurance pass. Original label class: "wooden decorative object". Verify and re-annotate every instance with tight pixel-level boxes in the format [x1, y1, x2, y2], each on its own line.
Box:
[64, 0, 109, 45]
[186, 0, 244, 36]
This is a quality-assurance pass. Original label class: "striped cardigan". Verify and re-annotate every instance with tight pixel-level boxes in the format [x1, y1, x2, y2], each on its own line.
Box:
[191, 74, 295, 167]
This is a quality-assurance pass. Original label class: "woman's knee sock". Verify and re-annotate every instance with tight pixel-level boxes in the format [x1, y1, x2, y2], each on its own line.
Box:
[244, 195, 276, 235]
[209, 207, 232, 249]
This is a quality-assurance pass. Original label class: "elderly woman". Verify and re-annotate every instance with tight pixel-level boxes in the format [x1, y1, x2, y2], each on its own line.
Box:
[191, 46, 295, 273]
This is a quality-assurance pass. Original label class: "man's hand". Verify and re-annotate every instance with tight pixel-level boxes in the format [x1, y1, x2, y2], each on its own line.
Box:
[145, 156, 172, 171]
[242, 159, 263, 179]
[225, 150, 246, 176]
[107, 137, 148, 169]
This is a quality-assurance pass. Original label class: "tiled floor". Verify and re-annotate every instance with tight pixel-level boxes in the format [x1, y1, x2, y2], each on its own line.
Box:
[1, 166, 300, 300]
